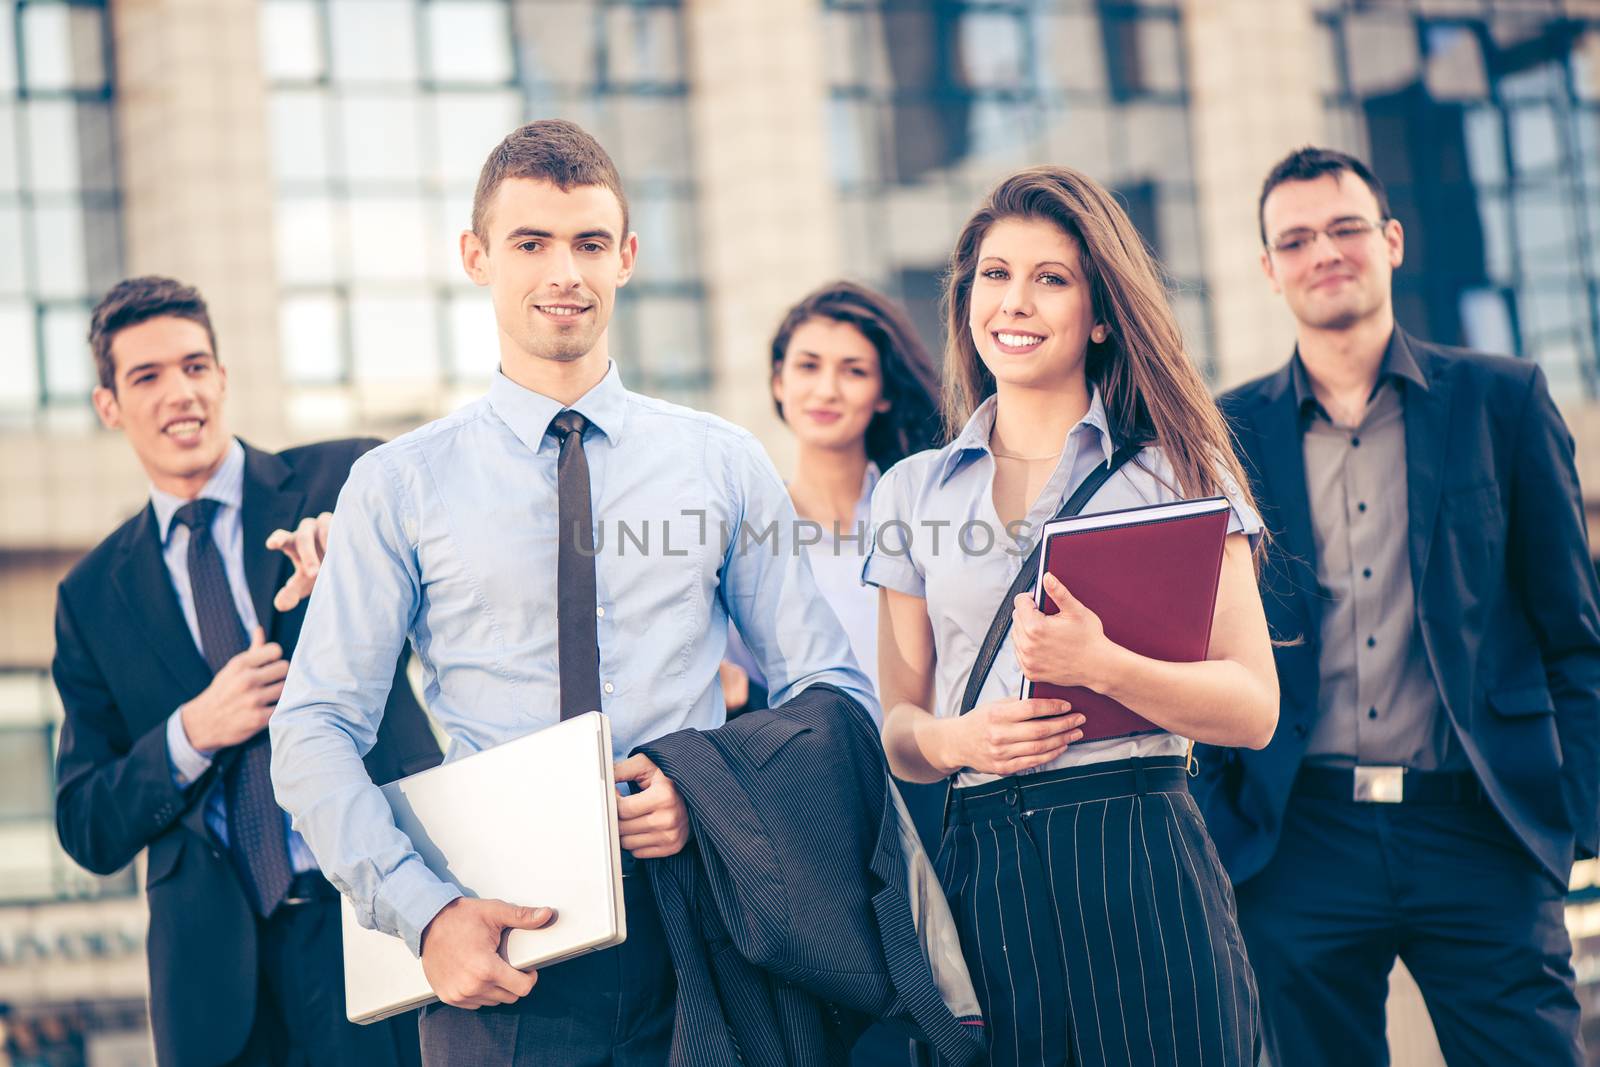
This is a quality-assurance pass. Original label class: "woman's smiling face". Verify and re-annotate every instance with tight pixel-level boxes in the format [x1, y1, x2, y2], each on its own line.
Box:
[968, 215, 1097, 392]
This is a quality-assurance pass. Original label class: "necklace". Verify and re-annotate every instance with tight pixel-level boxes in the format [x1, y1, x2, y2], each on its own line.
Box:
[990, 448, 1060, 462]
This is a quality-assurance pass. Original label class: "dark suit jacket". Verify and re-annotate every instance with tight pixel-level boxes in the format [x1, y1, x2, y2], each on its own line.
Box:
[1196, 328, 1600, 889]
[638, 684, 985, 1067]
[52, 439, 442, 1067]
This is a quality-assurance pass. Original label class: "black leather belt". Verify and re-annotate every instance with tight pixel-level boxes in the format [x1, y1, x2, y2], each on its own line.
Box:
[282, 870, 338, 906]
[1295, 765, 1486, 805]
[952, 756, 1190, 823]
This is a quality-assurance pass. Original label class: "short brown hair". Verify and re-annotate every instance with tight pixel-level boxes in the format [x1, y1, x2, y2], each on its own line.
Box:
[88, 276, 217, 391]
[470, 120, 629, 242]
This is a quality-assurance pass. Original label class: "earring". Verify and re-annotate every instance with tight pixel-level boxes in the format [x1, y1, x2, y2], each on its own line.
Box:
[1091, 326, 1108, 344]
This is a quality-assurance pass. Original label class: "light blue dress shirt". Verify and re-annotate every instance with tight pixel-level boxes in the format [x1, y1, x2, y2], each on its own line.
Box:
[155, 438, 318, 873]
[270, 363, 878, 954]
[862, 388, 1263, 787]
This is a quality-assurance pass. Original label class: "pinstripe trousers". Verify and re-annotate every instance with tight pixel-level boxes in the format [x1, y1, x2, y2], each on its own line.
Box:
[936, 757, 1259, 1067]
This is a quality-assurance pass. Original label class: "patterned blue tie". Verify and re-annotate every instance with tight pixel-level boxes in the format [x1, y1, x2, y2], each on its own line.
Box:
[173, 499, 293, 917]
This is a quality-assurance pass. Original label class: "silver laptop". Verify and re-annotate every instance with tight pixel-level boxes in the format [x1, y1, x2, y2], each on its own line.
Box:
[341, 711, 627, 1024]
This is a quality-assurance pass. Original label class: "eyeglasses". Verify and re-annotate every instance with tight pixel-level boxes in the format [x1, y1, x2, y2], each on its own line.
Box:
[1268, 217, 1387, 256]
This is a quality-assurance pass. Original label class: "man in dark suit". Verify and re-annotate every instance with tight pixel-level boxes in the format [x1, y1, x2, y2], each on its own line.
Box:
[52, 276, 441, 1067]
[1195, 146, 1600, 1066]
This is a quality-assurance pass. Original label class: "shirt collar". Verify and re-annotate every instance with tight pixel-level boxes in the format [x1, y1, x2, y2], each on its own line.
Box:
[1291, 327, 1429, 421]
[936, 387, 1115, 487]
[150, 437, 246, 544]
[488, 360, 629, 456]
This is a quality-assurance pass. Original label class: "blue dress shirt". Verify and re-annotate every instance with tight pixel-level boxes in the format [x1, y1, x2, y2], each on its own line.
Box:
[270, 364, 878, 954]
[155, 438, 318, 873]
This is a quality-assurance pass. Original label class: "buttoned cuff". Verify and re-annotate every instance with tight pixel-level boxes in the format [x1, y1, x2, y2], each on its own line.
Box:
[373, 858, 464, 958]
[165, 708, 215, 787]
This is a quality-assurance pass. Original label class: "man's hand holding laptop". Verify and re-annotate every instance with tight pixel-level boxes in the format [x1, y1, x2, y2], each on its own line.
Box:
[420, 900, 557, 1009]
[413, 752, 687, 1010]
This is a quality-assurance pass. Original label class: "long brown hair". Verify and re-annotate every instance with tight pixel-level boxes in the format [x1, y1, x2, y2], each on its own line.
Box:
[940, 165, 1255, 512]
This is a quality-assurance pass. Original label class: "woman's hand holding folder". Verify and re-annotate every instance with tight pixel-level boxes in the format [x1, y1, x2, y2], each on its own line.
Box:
[1011, 572, 1115, 692]
[922, 697, 1086, 777]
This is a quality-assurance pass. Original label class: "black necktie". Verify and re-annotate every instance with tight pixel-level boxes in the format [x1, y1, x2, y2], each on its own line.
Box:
[173, 499, 293, 917]
[548, 410, 603, 720]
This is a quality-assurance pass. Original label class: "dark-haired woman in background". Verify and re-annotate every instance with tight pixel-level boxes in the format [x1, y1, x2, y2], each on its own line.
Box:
[722, 280, 945, 1067]
[722, 280, 941, 718]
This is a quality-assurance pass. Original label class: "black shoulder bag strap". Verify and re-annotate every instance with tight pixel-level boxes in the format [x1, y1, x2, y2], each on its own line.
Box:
[934, 443, 1142, 835]
[956, 442, 1143, 719]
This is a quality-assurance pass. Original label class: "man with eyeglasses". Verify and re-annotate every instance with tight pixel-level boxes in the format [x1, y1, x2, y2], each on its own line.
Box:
[1194, 146, 1600, 1066]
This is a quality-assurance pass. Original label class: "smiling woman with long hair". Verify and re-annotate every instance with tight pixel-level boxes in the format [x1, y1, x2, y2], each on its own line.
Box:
[864, 167, 1277, 1067]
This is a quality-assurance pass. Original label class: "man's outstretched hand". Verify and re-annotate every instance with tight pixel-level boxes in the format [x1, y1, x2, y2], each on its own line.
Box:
[267, 512, 333, 612]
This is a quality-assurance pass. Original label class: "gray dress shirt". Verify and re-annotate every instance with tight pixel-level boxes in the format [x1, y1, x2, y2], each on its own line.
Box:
[1295, 345, 1463, 770]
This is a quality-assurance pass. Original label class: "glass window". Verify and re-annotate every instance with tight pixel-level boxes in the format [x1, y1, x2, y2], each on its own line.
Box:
[280, 292, 347, 385]
[329, 0, 420, 85]
[829, 98, 879, 187]
[21, 3, 106, 93]
[1343, 12, 1421, 96]
[0, 303, 40, 412]
[1461, 105, 1506, 186]
[0, 4, 16, 93]
[1038, 13, 1108, 96]
[823, 9, 864, 90]
[632, 294, 703, 382]
[0, 103, 17, 193]
[24, 99, 84, 193]
[1509, 104, 1562, 176]
[512, 0, 596, 90]
[347, 195, 433, 282]
[958, 12, 1027, 92]
[0, 728, 53, 819]
[1424, 24, 1487, 100]
[270, 91, 334, 188]
[261, 0, 327, 82]
[966, 100, 1038, 166]
[603, 5, 681, 87]
[276, 195, 345, 285]
[628, 192, 696, 286]
[610, 96, 692, 185]
[338, 93, 425, 184]
[428, 90, 521, 187]
[350, 291, 440, 384]
[0, 206, 25, 295]
[425, 0, 513, 85]
[42, 304, 91, 402]
[28, 205, 87, 301]
[1458, 287, 1515, 356]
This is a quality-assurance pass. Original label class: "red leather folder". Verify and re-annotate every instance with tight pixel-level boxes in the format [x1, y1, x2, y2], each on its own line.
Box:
[1020, 497, 1231, 743]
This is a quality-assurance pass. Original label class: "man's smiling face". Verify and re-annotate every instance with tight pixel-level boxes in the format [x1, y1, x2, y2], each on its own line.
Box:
[464, 178, 636, 366]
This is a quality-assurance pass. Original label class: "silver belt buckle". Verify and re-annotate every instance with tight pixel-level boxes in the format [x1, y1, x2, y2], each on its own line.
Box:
[1353, 765, 1405, 803]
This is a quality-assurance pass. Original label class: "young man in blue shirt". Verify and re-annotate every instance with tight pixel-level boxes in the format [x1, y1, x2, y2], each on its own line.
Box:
[269, 120, 876, 1063]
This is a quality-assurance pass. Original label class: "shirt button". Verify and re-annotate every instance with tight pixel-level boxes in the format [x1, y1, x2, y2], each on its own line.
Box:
[1351, 436, 1361, 447]
[1363, 568, 1372, 579]
[1366, 636, 1376, 648]
[596, 606, 605, 618]
[603, 682, 614, 695]
[1357, 502, 1367, 513]
[1368, 707, 1379, 719]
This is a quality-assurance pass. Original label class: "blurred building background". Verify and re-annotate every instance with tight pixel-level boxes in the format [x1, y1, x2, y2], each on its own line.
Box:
[1, 0, 1599, 1063]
